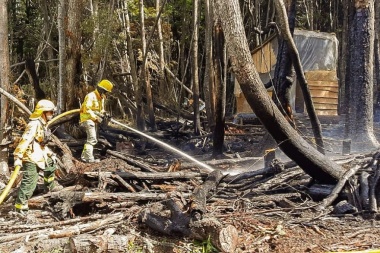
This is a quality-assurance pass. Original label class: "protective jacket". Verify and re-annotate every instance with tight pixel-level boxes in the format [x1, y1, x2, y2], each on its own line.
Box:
[80, 89, 105, 123]
[13, 118, 53, 169]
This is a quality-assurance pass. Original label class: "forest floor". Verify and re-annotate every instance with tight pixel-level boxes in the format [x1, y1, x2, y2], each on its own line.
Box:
[1, 113, 380, 253]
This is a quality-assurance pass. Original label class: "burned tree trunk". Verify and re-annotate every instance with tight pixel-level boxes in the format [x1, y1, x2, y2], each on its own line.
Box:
[212, 21, 226, 157]
[272, 0, 296, 128]
[213, 0, 344, 183]
[345, 0, 379, 151]
[25, 58, 46, 100]
[273, 0, 325, 154]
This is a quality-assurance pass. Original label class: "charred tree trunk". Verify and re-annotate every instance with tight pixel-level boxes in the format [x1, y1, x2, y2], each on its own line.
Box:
[213, 0, 345, 184]
[203, 0, 215, 131]
[272, 0, 296, 128]
[346, 0, 379, 151]
[274, 0, 325, 154]
[212, 22, 226, 157]
[25, 58, 46, 100]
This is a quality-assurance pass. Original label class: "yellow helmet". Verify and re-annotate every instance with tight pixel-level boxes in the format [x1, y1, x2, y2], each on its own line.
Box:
[97, 79, 113, 93]
[30, 99, 56, 119]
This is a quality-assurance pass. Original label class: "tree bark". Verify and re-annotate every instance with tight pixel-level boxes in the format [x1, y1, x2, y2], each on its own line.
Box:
[213, 0, 344, 184]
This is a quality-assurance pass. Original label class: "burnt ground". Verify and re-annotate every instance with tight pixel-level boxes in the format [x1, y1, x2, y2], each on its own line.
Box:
[1, 113, 380, 252]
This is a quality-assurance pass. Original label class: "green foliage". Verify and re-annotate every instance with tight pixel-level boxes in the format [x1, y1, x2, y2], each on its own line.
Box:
[193, 236, 218, 253]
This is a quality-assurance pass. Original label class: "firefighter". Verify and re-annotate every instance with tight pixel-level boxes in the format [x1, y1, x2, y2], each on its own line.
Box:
[14, 99, 62, 214]
[79, 79, 114, 163]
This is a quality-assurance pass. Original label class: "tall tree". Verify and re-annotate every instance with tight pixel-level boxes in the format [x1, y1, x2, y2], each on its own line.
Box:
[212, 21, 226, 157]
[192, 0, 201, 135]
[213, 0, 345, 183]
[65, 0, 83, 110]
[57, 0, 66, 113]
[203, 0, 216, 130]
[157, 0, 166, 99]
[0, 0, 11, 167]
[139, 0, 156, 131]
[345, 0, 379, 151]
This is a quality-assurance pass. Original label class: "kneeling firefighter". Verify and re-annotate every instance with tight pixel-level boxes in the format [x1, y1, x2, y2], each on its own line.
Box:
[79, 79, 114, 163]
[14, 99, 62, 213]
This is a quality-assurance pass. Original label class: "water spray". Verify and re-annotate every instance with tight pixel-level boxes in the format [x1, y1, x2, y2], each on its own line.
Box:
[110, 119, 214, 173]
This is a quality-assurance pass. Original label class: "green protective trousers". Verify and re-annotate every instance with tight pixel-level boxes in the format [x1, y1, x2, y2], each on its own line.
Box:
[15, 158, 56, 210]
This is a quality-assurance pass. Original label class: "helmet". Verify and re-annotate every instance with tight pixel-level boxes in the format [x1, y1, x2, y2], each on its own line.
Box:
[97, 79, 113, 93]
[30, 99, 56, 119]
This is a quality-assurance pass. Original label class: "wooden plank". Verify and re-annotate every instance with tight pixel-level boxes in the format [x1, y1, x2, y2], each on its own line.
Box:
[305, 70, 338, 81]
[316, 110, 338, 116]
[309, 85, 339, 92]
[310, 91, 339, 99]
[312, 97, 338, 104]
[308, 80, 338, 87]
[314, 104, 338, 110]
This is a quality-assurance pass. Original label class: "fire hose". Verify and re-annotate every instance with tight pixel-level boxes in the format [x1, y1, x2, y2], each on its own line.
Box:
[0, 109, 214, 205]
[0, 109, 80, 205]
[0, 165, 21, 205]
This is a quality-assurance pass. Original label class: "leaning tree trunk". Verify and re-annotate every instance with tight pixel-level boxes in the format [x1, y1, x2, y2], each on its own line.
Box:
[213, 0, 345, 184]
[346, 0, 379, 151]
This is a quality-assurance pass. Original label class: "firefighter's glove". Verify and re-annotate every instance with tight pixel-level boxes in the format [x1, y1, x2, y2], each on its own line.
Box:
[49, 153, 58, 165]
[14, 158, 22, 167]
[41, 129, 52, 146]
[95, 116, 103, 124]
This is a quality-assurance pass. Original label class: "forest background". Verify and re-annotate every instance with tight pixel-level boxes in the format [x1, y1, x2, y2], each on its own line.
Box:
[0, 0, 379, 166]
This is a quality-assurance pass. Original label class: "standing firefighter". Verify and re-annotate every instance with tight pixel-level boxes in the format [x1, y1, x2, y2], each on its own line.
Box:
[80, 79, 113, 163]
[14, 99, 62, 213]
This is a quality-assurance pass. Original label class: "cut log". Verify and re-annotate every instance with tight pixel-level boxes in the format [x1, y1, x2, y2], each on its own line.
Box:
[190, 218, 238, 253]
[360, 171, 370, 210]
[69, 234, 135, 253]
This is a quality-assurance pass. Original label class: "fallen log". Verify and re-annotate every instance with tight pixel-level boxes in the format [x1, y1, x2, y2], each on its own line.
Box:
[315, 165, 360, 211]
[190, 170, 225, 219]
[84, 170, 206, 181]
[107, 150, 157, 172]
[82, 192, 191, 203]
